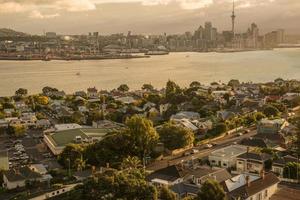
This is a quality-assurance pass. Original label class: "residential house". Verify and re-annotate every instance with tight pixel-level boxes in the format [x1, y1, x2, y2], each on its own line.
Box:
[272, 155, 299, 177]
[146, 165, 188, 186]
[87, 87, 98, 99]
[208, 145, 248, 168]
[171, 111, 200, 121]
[236, 152, 272, 174]
[257, 119, 288, 135]
[2, 166, 43, 190]
[222, 172, 280, 200]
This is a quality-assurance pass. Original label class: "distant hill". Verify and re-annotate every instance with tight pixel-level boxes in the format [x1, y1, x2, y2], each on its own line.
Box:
[0, 28, 29, 37]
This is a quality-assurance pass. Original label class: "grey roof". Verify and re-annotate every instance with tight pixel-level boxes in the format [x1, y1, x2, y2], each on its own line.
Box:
[147, 165, 188, 182]
[3, 166, 42, 182]
[240, 138, 268, 148]
[188, 167, 232, 183]
[171, 182, 200, 196]
[237, 152, 272, 162]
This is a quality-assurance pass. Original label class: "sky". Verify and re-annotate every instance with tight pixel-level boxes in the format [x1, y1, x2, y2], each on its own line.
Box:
[1, 0, 299, 35]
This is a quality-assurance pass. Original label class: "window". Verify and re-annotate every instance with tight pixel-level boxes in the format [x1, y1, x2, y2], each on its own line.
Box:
[264, 190, 268, 198]
[257, 193, 262, 200]
[223, 163, 227, 167]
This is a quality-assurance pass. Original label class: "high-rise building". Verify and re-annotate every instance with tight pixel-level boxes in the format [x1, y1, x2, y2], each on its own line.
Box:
[204, 22, 212, 41]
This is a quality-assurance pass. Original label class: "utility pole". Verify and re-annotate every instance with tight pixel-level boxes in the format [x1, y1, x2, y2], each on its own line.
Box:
[231, 0, 236, 37]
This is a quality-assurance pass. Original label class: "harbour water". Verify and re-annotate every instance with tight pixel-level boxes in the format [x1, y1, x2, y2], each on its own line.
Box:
[0, 48, 300, 96]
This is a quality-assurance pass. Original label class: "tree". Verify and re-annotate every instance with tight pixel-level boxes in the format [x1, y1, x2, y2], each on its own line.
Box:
[189, 81, 201, 88]
[159, 186, 177, 200]
[125, 115, 159, 160]
[67, 169, 158, 200]
[120, 156, 142, 170]
[8, 125, 27, 137]
[283, 162, 300, 179]
[196, 179, 226, 200]
[228, 79, 240, 87]
[263, 105, 280, 117]
[58, 144, 85, 170]
[142, 84, 154, 91]
[15, 88, 28, 96]
[165, 80, 182, 103]
[159, 122, 194, 150]
[118, 84, 130, 92]
[36, 96, 49, 105]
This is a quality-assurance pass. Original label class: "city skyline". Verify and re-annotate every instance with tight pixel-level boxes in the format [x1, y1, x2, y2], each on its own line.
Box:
[1, 0, 300, 35]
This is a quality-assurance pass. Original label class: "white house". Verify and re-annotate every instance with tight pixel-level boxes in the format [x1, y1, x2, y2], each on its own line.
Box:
[208, 145, 248, 168]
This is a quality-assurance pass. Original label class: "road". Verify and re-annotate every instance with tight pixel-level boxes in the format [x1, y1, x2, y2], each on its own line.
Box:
[147, 129, 257, 171]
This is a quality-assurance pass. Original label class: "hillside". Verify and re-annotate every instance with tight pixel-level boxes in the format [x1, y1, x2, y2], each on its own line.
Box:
[0, 28, 28, 37]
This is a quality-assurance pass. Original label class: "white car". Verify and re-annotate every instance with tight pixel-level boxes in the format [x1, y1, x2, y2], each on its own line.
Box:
[191, 149, 199, 154]
[205, 144, 213, 148]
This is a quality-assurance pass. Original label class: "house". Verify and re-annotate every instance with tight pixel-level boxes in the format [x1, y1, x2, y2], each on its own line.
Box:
[236, 152, 272, 174]
[115, 96, 136, 104]
[171, 111, 200, 121]
[257, 118, 288, 135]
[87, 87, 98, 99]
[2, 166, 43, 190]
[159, 103, 170, 115]
[146, 165, 188, 186]
[272, 155, 299, 177]
[222, 172, 280, 200]
[0, 119, 9, 128]
[73, 169, 93, 181]
[36, 119, 51, 129]
[189, 167, 232, 186]
[208, 145, 248, 168]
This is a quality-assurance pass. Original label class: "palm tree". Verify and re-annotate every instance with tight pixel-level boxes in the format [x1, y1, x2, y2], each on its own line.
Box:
[120, 156, 142, 170]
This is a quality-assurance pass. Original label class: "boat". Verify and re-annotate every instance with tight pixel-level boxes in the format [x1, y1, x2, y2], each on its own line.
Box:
[145, 51, 169, 56]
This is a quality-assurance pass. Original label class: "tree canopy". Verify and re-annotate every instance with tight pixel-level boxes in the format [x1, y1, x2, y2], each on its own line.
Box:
[158, 122, 194, 150]
[196, 179, 226, 200]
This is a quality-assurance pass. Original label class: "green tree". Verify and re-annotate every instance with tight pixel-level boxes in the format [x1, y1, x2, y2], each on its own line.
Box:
[196, 179, 226, 200]
[283, 162, 300, 179]
[228, 79, 240, 87]
[159, 186, 177, 200]
[15, 88, 28, 96]
[190, 81, 201, 88]
[8, 125, 27, 137]
[120, 156, 142, 170]
[118, 84, 130, 92]
[263, 105, 280, 117]
[36, 95, 49, 105]
[142, 84, 154, 91]
[71, 169, 158, 200]
[58, 144, 85, 170]
[125, 115, 159, 160]
[159, 122, 194, 150]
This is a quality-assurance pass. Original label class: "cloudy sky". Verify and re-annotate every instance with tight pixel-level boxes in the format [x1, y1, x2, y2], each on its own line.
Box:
[1, 0, 299, 35]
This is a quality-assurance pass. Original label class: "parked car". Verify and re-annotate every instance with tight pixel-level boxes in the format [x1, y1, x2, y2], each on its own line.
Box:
[205, 144, 213, 148]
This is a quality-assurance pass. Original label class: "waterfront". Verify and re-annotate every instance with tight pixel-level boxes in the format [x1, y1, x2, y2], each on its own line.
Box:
[0, 48, 300, 96]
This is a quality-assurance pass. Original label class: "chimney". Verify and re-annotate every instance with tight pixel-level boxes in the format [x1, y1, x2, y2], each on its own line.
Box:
[245, 175, 251, 187]
[260, 170, 265, 180]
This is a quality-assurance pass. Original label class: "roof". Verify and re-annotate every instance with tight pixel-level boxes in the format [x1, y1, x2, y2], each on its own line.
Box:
[47, 128, 109, 147]
[225, 173, 280, 200]
[171, 182, 200, 196]
[273, 155, 299, 167]
[188, 167, 232, 183]
[210, 145, 248, 158]
[3, 166, 42, 182]
[237, 152, 272, 162]
[240, 138, 268, 148]
[147, 165, 188, 183]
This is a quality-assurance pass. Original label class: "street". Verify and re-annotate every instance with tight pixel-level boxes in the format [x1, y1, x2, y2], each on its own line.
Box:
[147, 129, 257, 171]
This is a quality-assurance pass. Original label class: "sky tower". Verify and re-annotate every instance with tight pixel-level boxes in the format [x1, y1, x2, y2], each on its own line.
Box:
[231, 0, 236, 37]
